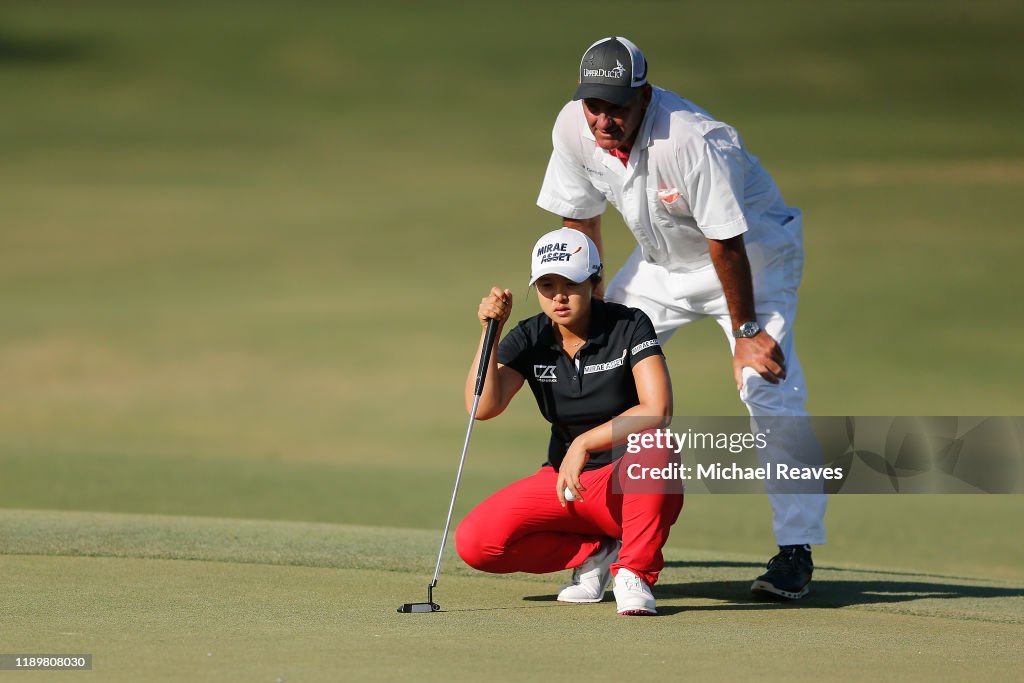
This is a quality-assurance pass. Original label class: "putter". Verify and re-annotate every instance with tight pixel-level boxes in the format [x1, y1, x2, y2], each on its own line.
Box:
[398, 317, 500, 614]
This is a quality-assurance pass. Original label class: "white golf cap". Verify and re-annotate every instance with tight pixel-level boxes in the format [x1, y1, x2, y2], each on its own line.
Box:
[528, 228, 602, 286]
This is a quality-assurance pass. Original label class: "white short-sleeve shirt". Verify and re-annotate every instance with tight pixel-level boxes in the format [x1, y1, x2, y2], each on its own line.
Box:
[537, 87, 800, 273]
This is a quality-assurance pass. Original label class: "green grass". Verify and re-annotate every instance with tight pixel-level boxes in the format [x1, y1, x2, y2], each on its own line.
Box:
[2, 511, 1022, 682]
[1, 1, 1023, 680]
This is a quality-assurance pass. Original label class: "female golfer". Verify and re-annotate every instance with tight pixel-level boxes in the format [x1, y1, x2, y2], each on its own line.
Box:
[455, 228, 683, 615]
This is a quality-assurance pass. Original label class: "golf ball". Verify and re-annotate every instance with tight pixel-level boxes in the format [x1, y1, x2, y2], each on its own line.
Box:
[564, 486, 575, 502]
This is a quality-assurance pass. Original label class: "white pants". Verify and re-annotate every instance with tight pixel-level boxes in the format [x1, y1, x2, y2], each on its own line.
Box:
[606, 233, 827, 547]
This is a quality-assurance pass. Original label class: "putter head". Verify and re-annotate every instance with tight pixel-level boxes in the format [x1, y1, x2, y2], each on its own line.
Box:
[397, 602, 440, 613]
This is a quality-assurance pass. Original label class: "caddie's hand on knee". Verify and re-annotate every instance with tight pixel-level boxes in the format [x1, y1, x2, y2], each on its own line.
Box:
[478, 287, 513, 329]
[733, 332, 786, 389]
[556, 439, 591, 507]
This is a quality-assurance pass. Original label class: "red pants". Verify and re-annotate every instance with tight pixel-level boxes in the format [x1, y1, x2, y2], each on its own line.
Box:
[455, 459, 683, 586]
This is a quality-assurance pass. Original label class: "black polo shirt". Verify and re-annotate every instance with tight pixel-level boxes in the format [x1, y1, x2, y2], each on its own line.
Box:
[497, 299, 664, 471]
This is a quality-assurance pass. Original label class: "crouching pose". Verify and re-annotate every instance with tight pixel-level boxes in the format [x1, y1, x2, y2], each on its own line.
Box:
[455, 228, 683, 615]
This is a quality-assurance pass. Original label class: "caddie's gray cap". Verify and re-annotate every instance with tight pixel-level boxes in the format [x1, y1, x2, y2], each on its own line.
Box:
[573, 36, 648, 106]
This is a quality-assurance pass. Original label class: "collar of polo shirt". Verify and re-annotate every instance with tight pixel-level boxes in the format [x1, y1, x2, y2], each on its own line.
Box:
[540, 299, 612, 352]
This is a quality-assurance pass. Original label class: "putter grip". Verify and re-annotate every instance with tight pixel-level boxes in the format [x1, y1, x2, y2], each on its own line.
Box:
[474, 317, 500, 396]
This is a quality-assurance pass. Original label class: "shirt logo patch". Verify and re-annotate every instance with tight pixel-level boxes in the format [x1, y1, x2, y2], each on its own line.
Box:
[533, 365, 558, 382]
[584, 349, 627, 375]
[631, 339, 660, 355]
[657, 188, 680, 203]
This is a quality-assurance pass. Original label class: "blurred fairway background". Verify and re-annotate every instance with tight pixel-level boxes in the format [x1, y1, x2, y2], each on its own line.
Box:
[2, 0, 1024, 637]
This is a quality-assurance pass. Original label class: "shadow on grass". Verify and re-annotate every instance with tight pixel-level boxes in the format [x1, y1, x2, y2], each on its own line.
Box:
[658, 578, 1024, 609]
[663, 559, 1009, 583]
[523, 577, 1024, 613]
[393, 606, 569, 615]
[0, 33, 97, 65]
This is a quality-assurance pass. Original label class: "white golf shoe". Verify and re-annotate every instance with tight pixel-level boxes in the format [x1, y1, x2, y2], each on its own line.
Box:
[557, 539, 620, 603]
[613, 568, 657, 615]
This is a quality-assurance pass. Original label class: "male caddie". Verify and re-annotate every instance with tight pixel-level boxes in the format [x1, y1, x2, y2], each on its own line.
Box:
[536, 36, 826, 599]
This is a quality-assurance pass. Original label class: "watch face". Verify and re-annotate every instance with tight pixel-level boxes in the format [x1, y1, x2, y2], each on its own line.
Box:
[737, 322, 760, 338]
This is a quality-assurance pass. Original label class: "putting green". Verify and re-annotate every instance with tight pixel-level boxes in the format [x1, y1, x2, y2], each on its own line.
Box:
[3, 510, 1021, 682]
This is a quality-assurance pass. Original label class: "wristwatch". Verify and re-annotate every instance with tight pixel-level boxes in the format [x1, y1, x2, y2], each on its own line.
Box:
[733, 321, 761, 338]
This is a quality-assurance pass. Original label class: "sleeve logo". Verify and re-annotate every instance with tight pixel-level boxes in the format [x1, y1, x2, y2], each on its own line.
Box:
[631, 339, 660, 356]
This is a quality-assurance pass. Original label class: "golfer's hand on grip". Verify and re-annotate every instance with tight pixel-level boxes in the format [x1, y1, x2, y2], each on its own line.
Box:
[478, 287, 513, 329]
